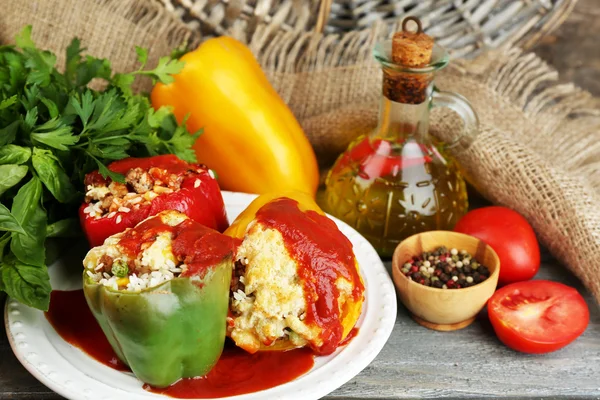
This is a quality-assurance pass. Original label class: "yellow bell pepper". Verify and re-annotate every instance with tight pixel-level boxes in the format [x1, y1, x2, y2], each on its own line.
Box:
[225, 191, 320, 240]
[225, 192, 364, 350]
[151, 37, 319, 196]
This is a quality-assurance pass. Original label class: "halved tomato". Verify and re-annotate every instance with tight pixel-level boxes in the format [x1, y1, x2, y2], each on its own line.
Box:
[488, 280, 589, 354]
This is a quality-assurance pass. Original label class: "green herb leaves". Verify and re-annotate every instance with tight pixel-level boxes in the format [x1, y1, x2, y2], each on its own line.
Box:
[32, 148, 77, 203]
[1, 255, 51, 311]
[31, 118, 78, 150]
[0, 165, 28, 196]
[0, 26, 196, 310]
[132, 46, 185, 85]
[0, 204, 26, 235]
[11, 201, 47, 268]
[0, 145, 31, 165]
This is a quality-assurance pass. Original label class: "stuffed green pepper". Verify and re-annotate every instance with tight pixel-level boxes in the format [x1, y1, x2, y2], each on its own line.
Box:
[82, 210, 236, 388]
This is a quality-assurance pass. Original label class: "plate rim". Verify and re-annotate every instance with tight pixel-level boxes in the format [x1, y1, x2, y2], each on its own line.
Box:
[5, 191, 397, 400]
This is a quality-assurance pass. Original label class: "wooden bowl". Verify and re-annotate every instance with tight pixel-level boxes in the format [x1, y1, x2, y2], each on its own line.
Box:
[392, 231, 500, 331]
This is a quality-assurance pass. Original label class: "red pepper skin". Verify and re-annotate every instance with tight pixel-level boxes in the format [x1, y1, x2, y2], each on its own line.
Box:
[80, 155, 228, 248]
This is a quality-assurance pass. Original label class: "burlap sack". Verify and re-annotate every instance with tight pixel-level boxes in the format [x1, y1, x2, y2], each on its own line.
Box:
[1, 0, 599, 303]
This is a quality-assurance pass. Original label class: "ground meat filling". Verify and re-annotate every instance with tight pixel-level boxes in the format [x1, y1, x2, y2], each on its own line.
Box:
[126, 168, 154, 194]
[230, 259, 248, 303]
[83, 166, 194, 219]
[98, 254, 114, 274]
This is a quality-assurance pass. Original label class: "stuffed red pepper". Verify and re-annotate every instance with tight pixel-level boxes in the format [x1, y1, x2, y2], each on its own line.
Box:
[80, 155, 228, 247]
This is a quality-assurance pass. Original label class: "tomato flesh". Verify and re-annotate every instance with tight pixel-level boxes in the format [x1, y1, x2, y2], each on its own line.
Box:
[488, 280, 589, 354]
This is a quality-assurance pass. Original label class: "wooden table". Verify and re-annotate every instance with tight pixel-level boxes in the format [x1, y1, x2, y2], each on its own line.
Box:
[2, 0, 600, 398]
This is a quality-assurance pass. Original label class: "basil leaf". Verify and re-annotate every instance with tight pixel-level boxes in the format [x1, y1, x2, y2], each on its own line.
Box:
[32, 148, 77, 203]
[1, 256, 51, 311]
[11, 176, 42, 223]
[46, 218, 80, 238]
[0, 231, 12, 262]
[8, 177, 46, 268]
[11, 202, 47, 267]
[0, 145, 31, 165]
[0, 164, 28, 197]
[0, 204, 26, 235]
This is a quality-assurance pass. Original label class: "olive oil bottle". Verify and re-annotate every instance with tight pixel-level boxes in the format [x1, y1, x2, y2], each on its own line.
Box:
[321, 18, 478, 257]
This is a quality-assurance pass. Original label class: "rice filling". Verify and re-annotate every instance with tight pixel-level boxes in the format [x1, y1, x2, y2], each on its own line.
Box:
[84, 212, 189, 292]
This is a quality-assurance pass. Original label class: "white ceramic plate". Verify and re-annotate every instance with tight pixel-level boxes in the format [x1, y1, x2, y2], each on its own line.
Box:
[5, 191, 397, 400]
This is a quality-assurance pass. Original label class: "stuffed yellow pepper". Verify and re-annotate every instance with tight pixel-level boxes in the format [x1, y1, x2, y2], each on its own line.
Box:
[225, 192, 364, 355]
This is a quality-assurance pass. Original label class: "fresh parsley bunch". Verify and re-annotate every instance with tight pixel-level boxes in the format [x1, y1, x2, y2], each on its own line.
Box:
[0, 26, 200, 310]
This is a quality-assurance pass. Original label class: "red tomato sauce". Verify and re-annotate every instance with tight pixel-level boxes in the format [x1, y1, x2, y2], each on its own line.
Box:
[117, 216, 238, 277]
[339, 327, 359, 346]
[254, 198, 364, 355]
[45, 290, 315, 398]
[45, 290, 128, 371]
[145, 347, 314, 398]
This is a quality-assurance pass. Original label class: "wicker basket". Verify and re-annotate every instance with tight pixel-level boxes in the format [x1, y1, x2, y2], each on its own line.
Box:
[157, 0, 321, 38]
[326, 0, 577, 57]
[158, 0, 576, 58]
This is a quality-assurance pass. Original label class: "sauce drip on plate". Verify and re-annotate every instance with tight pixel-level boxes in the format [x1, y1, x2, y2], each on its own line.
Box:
[255, 198, 365, 355]
[145, 347, 314, 398]
[45, 290, 128, 371]
[45, 290, 316, 398]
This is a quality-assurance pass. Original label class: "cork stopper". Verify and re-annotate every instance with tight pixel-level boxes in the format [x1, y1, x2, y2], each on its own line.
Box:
[383, 17, 435, 104]
[392, 17, 434, 67]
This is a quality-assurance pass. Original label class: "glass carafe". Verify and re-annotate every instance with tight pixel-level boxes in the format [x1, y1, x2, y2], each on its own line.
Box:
[322, 40, 479, 257]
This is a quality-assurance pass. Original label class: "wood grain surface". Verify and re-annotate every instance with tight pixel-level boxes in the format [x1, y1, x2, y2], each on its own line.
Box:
[2, 0, 600, 398]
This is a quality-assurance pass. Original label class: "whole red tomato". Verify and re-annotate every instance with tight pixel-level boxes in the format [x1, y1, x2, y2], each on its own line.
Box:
[488, 280, 589, 353]
[454, 206, 540, 285]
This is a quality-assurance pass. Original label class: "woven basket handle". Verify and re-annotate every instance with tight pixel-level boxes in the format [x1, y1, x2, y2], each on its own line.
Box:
[315, 0, 333, 33]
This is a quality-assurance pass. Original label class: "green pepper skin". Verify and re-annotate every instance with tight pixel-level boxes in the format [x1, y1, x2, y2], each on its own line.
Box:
[83, 261, 231, 388]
